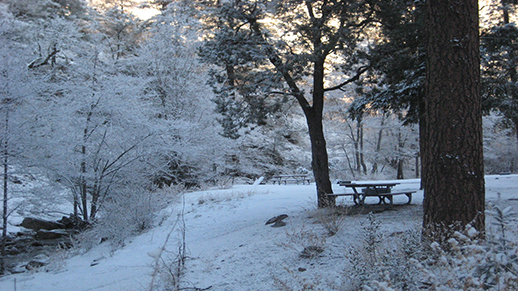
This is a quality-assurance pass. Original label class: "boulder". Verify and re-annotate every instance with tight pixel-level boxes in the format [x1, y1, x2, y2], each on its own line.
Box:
[25, 260, 47, 270]
[265, 214, 288, 225]
[20, 217, 64, 230]
[57, 215, 90, 230]
[271, 220, 286, 228]
[35, 230, 68, 240]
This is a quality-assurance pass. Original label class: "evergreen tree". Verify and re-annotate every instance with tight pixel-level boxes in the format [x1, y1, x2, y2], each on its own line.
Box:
[481, 0, 518, 144]
[199, 0, 378, 207]
[349, 0, 425, 126]
[422, 0, 485, 238]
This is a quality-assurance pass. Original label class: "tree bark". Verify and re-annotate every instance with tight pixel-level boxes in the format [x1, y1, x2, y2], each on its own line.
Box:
[372, 113, 386, 174]
[359, 121, 367, 174]
[422, 0, 485, 238]
[396, 131, 405, 179]
[306, 110, 334, 208]
[308, 58, 334, 208]
[1, 110, 8, 275]
[415, 153, 420, 178]
[396, 159, 404, 180]
[80, 143, 88, 221]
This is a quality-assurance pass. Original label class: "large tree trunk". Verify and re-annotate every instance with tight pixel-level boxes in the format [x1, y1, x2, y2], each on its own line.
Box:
[307, 59, 334, 208]
[306, 110, 334, 208]
[422, 0, 485, 238]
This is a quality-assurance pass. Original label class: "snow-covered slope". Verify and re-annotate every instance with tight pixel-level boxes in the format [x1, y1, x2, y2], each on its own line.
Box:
[0, 175, 517, 291]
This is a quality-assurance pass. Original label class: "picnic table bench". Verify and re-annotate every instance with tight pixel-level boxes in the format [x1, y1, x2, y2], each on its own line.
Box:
[328, 181, 416, 205]
[270, 174, 311, 185]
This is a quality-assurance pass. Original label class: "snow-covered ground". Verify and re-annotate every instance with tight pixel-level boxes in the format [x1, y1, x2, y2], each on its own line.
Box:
[1, 175, 517, 291]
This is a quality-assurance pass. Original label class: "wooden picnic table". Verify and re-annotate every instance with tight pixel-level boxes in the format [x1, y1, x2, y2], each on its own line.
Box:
[270, 174, 311, 185]
[329, 181, 415, 205]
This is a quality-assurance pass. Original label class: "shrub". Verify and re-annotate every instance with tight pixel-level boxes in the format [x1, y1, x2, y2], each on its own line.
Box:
[76, 185, 179, 249]
[348, 205, 518, 290]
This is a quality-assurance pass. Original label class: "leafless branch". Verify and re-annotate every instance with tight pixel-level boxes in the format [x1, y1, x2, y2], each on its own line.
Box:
[324, 66, 369, 92]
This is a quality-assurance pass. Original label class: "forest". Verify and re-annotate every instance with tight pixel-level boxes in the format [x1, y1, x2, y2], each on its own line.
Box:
[0, 0, 518, 289]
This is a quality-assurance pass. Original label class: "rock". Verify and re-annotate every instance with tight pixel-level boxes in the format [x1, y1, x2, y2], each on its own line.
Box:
[20, 217, 65, 230]
[265, 214, 288, 225]
[58, 215, 90, 230]
[57, 216, 75, 228]
[4, 217, 75, 275]
[35, 230, 67, 240]
[90, 256, 105, 267]
[34, 254, 49, 261]
[6, 245, 20, 255]
[25, 260, 47, 270]
[300, 246, 325, 258]
[12, 264, 28, 274]
[271, 220, 286, 228]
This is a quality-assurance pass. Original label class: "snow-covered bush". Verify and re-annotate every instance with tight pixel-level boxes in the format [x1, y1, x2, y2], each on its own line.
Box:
[475, 205, 518, 289]
[411, 206, 518, 290]
[279, 225, 327, 259]
[348, 205, 518, 290]
[77, 186, 179, 249]
[344, 214, 423, 290]
[311, 206, 349, 236]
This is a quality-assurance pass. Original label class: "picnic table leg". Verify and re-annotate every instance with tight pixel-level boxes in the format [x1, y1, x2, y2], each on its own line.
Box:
[351, 187, 360, 205]
[376, 187, 393, 205]
[405, 193, 412, 204]
[375, 188, 385, 204]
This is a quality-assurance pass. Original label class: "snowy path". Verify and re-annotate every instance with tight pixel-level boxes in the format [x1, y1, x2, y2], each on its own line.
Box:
[0, 175, 516, 291]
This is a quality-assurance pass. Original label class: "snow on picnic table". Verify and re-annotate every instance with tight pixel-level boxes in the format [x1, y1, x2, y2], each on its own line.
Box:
[0, 175, 517, 291]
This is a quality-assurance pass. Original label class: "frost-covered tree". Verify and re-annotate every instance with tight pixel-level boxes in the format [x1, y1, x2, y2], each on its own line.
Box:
[32, 53, 152, 222]
[12, 12, 155, 222]
[4, 0, 90, 20]
[199, 0, 379, 207]
[128, 2, 232, 186]
[325, 93, 420, 181]
[0, 13, 38, 274]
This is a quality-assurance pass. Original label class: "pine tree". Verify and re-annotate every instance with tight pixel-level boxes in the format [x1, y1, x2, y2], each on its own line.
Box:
[481, 0, 518, 145]
[422, 0, 485, 238]
[349, 0, 425, 126]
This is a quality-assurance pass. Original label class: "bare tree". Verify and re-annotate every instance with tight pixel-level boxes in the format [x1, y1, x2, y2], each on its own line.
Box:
[1, 106, 9, 275]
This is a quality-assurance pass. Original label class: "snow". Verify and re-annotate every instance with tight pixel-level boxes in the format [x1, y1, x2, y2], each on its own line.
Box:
[1, 175, 517, 291]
